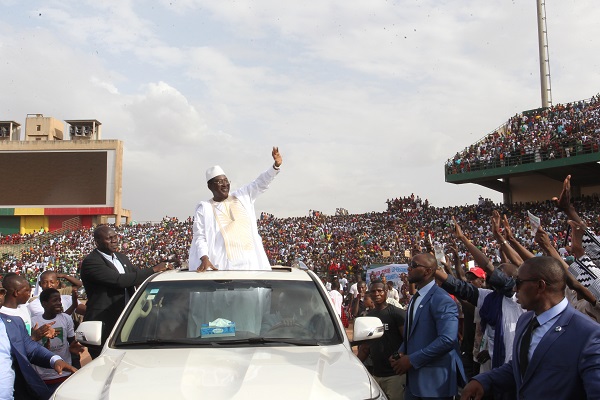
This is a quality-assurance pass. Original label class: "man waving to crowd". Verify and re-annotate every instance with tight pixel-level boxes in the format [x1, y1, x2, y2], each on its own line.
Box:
[189, 147, 282, 272]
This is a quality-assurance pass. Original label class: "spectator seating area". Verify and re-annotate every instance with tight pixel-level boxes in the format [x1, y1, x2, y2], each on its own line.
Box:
[2, 194, 599, 286]
[446, 94, 600, 174]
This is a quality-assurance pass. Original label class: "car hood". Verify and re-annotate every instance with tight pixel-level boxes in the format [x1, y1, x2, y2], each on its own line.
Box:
[54, 345, 380, 400]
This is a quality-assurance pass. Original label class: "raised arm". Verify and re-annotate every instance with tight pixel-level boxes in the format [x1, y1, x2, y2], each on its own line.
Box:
[568, 219, 586, 259]
[81, 254, 167, 289]
[440, 255, 456, 279]
[56, 273, 82, 288]
[272, 146, 282, 168]
[551, 175, 586, 227]
[499, 213, 528, 263]
[535, 225, 596, 305]
[451, 216, 494, 277]
[449, 245, 467, 281]
[64, 286, 78, 315]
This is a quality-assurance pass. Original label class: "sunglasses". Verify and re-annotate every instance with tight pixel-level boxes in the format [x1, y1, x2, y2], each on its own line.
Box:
[408, 262, 429, 270]
[514, 278, 540, 289]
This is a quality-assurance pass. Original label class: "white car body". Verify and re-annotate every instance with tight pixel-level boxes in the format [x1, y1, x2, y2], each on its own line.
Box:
[54, 267, 386, 400]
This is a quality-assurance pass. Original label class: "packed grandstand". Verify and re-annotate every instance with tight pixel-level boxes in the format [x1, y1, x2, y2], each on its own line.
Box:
[1, 193, 599, 287]
[446, 93, 600, 174]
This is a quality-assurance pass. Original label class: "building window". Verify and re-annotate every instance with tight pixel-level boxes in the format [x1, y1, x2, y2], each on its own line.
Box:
[36, 125, 41, 131]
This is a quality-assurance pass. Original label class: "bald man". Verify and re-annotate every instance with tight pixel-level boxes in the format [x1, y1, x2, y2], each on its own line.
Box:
[81, 225, 171, 358]
[462, 256, 600, 400]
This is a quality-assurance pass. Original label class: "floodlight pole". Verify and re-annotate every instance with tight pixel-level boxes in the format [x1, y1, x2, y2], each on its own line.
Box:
[536, 0, 553, 108]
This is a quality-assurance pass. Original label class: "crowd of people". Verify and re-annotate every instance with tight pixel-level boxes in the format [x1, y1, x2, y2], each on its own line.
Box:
[446, 94, 600, 174]
[2, 170, 600, 398]
[0, 217, 192, 286]
[2, 195, 600, 287]
[325, 175, 600, 399]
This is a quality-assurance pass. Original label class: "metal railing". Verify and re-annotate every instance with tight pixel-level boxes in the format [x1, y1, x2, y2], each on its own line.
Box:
[446, 137, 600, 175]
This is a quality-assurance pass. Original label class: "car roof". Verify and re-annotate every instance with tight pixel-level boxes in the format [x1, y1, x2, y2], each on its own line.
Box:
[149, 266, 316, 283]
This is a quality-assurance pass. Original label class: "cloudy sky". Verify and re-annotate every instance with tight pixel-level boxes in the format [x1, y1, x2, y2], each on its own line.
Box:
[1, 0, 599, 222]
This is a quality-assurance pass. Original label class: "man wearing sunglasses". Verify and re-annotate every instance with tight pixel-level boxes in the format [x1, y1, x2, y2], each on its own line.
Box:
[389, 253, 465, 400]
[190, 147, 282, 272]
[462, 256, 600, 400]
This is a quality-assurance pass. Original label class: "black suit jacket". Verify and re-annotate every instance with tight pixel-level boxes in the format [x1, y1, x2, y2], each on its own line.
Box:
[80, 249, 156, 343]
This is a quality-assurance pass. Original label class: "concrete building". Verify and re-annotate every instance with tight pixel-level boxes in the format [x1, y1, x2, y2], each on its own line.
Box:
[0, 114, 130, 235]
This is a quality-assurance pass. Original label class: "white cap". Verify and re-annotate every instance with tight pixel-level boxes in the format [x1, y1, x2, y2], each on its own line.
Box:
[206, 165, 226, 182]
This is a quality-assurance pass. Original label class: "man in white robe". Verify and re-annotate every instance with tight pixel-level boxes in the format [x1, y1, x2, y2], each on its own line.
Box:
[189, 147, 282, 271]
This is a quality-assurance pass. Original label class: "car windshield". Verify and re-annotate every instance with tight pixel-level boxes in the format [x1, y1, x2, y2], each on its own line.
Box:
[113, 278, 341, 347]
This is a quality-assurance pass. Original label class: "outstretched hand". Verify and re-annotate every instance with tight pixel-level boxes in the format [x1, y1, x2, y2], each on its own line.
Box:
[501, 214, 515, 241]
[272, 146, 282, 167]
[152, 261, 173, 273]
[32, 322, 57, 341]
[567, 219, 586, 258]
[551, 174, 571, 211]
[534, 225, 552, 250]
[491, 211, 502, 237]
[451, 216, 466, 240]
[69, 340, 86, 355]
[54, 359, 78, 375]
[196, 256, 218, 273]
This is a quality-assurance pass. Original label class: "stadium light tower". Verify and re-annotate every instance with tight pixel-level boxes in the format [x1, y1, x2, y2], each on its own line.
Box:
[536, 0, 553, 108]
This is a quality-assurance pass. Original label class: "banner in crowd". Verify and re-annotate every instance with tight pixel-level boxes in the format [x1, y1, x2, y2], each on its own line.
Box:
[365, 263, 409, 287]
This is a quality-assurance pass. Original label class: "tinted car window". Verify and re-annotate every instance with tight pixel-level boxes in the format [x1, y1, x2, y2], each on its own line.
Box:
[114, 279, 341, 346]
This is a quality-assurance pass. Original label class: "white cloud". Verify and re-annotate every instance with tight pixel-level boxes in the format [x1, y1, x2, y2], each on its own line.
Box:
[125, 81, 210, 149]
[1, 0, 599, 221]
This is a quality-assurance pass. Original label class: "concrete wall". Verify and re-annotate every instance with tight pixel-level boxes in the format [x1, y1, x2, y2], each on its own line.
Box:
[509, 175, 563, 203]
[510, 175, 600, 203]
[25, 115, 64, 141]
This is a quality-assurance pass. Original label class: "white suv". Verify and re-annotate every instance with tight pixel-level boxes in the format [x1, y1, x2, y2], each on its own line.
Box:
[54, 267, 387, 399]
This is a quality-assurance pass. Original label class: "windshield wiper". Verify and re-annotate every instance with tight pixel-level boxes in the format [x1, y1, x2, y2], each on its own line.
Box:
[115, 339, 214, 347]
[218, 337, 319, 346]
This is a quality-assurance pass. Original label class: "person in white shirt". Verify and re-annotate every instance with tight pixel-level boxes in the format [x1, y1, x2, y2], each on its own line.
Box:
[329, 281, 344, 317]
[28, 271, 81, 318]
[31, 288, 84, 394]
[386, 281, 400, 302]
[339, 274, 348, 292]
[189, 147, 282, 272]
[349, 274, 363, 299]
[0, 273, 56, 341]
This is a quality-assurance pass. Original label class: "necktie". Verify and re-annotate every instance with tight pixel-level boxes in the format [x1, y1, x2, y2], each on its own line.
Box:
[404, 292, 420, 349]
[519, 316, 540, 377]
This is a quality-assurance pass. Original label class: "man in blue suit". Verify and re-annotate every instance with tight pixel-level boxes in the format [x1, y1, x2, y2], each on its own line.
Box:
[1, 283, 77, 400]
[390, 252, 465, 400]
[461, 256, 600, 400]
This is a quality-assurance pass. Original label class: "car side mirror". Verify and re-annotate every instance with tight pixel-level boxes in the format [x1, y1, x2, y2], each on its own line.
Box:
[350, 316, 384, 346]
[75, 321, 103, 346]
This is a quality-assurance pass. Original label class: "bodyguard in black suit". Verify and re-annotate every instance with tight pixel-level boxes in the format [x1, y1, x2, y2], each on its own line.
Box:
[80, 225, 171, 358]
